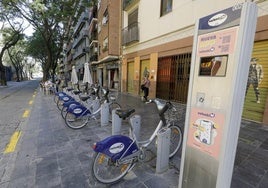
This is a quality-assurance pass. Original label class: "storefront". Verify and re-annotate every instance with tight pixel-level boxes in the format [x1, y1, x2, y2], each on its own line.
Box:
[243, 40, 268, 122]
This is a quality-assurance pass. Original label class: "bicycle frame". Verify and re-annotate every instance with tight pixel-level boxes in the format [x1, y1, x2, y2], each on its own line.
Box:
[135, 120, 164, 148]
[93, 117, 166, 165]
[67, 99, 109, 119]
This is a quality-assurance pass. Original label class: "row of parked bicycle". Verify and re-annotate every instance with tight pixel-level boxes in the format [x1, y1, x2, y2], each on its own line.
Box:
[51, 85, 184, 184]
[53, 85, 121, 129]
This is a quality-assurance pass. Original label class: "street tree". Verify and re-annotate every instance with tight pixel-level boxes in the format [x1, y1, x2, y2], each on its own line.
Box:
[0, 26, 24, 85]
[2, 0, 94, 82]
[6, 40, 28, 81]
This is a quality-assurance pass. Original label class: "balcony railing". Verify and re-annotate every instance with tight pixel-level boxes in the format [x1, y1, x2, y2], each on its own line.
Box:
[123, 0, 140, 11]
[73, 31, 88, 48]
[122, 22, 139, 46]
[88, 5, 97, 24]
[73, 11, 89, 36]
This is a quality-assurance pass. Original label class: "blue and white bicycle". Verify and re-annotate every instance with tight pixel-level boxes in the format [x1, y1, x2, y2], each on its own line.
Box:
[91, 99, 183, 184]
[64, 87, 121, 129]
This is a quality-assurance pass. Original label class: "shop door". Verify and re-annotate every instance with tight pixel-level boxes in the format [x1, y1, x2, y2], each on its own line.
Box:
[127, 62, 134, 94]
[174, 53, 191, 103]
[156, 57, 172, 100]
[243, 40, 268, 122]
[156, 53, 191, 103]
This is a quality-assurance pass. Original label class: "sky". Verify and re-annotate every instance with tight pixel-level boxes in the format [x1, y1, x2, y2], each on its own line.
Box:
[24, 24, 34, 36]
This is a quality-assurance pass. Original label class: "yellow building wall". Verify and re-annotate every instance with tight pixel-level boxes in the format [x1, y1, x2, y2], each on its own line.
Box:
[122, 58, 127, 92]
[149, 53, 158, 99]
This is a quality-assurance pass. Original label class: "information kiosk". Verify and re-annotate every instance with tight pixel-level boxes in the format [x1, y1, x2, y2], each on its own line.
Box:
[179, 2, 258, 188]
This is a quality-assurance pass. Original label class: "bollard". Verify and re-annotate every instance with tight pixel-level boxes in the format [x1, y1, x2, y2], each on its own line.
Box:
[156, 127, 171, 173]
[92, 99, 100, 113]
[129, 115, 141, 141]
[100, 103, 109, 126]
[112, 109, 122, 135]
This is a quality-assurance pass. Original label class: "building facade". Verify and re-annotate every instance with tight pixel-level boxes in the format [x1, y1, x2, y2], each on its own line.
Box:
[62, 0, 268, 124]
[121, 0, 268, 124]
[90, 0, 121, 89]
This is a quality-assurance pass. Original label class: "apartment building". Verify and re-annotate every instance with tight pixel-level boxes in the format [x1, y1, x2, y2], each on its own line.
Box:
[91, 0, 121, 89]
[63, 6, 98, 87]
[121, 0, 268, 124]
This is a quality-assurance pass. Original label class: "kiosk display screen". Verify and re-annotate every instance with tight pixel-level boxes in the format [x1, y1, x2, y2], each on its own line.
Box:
[199, 55, 228, 76]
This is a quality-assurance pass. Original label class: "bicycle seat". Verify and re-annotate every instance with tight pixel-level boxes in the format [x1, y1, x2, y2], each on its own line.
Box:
[67, 88, 74, 92]
[73, 90, 81, 95]
[115, 109, 135, 120]
[80, 95, 91, 101]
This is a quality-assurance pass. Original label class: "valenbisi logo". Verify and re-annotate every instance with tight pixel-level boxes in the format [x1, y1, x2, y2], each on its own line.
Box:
[208, 13, 227, 27]
[73, 108, 83, 114]
[109, 143, 124, 154]
[198, 112, 215, 118]
[63, 96, 69, 101]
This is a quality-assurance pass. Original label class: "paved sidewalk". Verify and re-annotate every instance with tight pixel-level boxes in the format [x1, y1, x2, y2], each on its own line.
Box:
[1, 88, 268, 188]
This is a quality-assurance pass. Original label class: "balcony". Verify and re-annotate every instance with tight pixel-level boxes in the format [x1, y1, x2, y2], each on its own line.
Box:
[89, 33, 98, 47]
[73, 31, 87, 48]
[90, 54, 98, 62]
[67, 53, 73, 62]
[66, 42, 73, 53]
[123, 0, 140, 11]
[73, 11, 89, 36]
[88, 5, 97, 24]
[83, 47, 90, 53]
[73, 48, 85, 60]
[122, 22, 139, 46]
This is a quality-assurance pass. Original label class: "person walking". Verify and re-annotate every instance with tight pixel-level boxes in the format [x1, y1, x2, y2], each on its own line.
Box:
[142, 74, 150, 102]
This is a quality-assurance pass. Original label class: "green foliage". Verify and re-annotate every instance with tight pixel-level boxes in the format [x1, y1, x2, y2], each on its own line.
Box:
[1, 0, 97, 82]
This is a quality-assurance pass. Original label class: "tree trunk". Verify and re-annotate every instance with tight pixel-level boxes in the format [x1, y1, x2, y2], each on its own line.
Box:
[0, 63, 7, 86]
[15, 68, 20, 82]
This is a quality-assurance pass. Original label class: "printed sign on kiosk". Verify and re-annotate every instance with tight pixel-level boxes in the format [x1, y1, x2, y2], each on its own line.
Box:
[179, 2, 258, 188]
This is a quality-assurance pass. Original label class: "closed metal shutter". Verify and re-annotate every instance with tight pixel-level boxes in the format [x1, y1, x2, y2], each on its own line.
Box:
[243, 40, 268, 122]
[156, 57, 173, 100]
[156, 53, 191, 103]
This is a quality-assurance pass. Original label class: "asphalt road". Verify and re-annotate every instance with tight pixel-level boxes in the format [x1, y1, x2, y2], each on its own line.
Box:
[0, 79, 39, 183]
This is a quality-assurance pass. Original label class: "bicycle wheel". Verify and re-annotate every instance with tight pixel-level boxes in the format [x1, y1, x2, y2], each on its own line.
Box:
[109, 102, 121, 122]
[169, 123, 183, 158]
[57, 99, 64, 110]
[61, 106, 68, 119]
[65, 112, 88, 129]
[92, 152, 133, 184]
[54, 94, 59, 104]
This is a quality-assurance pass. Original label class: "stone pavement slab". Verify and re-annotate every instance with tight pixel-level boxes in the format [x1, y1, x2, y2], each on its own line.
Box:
[2, 88, 268, 188]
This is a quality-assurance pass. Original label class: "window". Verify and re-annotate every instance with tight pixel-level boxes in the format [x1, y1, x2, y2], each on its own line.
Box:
[128, 9, 138, 25]
[102, 37, 108, 51]
[102, 9, 109, 25]
[160, 0, 173, 16]
[98, 22, 101, 33]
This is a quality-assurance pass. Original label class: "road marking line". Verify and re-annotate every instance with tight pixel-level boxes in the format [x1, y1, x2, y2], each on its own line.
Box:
[29, 100, 33, 105]
[4, 131, 21, 154]
[22, 110, 30, 118]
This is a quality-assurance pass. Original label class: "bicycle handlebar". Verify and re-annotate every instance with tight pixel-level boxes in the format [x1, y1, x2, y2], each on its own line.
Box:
[146, 99, 175, 117]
